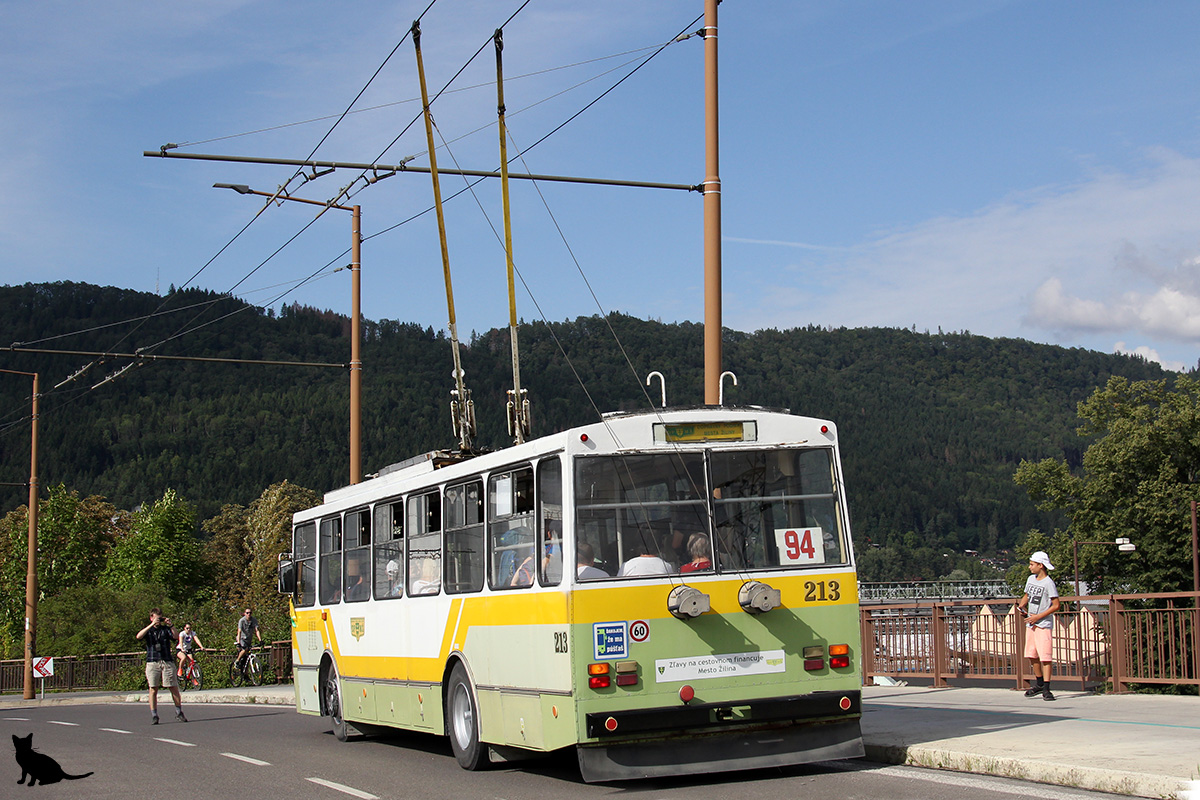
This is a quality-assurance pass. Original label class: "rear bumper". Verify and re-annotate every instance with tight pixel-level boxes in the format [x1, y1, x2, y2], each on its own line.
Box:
[583, 689, 860, 738]
[577, 715, 864, 782]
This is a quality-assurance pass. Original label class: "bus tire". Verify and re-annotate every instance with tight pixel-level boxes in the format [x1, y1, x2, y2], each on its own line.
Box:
[447, 663, 488, 771]
[325, 661, 349, 742]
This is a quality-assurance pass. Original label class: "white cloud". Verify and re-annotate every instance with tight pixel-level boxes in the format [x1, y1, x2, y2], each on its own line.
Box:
[729, 149, 1200, 367]
[1114, 342, 1187, 373]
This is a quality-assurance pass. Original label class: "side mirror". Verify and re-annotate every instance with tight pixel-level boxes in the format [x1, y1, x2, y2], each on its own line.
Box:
[277, 553, 296, 596]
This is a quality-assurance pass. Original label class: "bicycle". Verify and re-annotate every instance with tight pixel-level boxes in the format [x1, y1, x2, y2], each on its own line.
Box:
[229, 646, 264, 687]
[178, 649, 208, 691]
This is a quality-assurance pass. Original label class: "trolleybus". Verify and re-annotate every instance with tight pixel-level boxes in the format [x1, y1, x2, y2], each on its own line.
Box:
[279, 406, 863, 781]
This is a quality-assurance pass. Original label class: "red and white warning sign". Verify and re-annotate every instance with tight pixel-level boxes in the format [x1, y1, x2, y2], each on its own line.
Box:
[33, 657, 54, 678]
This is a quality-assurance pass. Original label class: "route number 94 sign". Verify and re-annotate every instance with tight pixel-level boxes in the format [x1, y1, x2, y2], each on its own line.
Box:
[775, 527, 825, 565]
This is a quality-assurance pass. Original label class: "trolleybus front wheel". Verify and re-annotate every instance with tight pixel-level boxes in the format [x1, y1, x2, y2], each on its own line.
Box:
[325, 662, 349, 742]
[447, 663, 488, 770]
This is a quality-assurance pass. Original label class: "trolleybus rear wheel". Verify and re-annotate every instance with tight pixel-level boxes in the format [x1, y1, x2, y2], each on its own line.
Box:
[447, 663, 488, 770]
[325, 662, 349, 742]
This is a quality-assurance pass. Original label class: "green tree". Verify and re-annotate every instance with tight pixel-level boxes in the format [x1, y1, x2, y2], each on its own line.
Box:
[1014, 375, 1200, 593]
[201, 481, 319, 641]
[103, 489, 202, 602]
[0, 485, 127, 657]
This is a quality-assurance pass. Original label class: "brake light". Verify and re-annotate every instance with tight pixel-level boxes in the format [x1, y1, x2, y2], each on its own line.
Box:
[614, 660, 639, 687]
[830, 643, 850, 668]
[588, 662, 610, 689]
[804, 658, 825, 671]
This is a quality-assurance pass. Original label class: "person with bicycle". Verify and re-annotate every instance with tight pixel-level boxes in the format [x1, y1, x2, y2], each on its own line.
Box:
[175, 622, 206, 678]
[234, 608, 262, 672]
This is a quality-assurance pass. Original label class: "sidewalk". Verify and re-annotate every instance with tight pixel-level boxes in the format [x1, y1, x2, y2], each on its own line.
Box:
[862, 684, 1200, 798]
[3, 683, 1197, 797]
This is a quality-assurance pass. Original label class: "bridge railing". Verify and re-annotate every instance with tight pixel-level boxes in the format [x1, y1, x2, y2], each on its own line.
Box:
[861, 592, 1200, 692]
[0, 641, 293, 694]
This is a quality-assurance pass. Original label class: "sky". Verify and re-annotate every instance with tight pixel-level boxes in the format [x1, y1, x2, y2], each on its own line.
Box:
[3, 0, 1200, 374]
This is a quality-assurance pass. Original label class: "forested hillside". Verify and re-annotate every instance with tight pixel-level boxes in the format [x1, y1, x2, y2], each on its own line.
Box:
[0, 282, 1169, 580]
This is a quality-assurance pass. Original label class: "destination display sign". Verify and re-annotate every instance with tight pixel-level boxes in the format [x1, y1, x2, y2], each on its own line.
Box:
[653, 421, 756, 443]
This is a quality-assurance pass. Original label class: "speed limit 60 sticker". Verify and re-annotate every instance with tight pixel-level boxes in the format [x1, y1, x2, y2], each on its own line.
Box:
[629, 620, 650, 643]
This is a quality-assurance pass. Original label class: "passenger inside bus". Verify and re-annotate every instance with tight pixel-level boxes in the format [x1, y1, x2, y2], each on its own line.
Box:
[510, 542, 535, 587]
[618, 538, 670, 577]
[576, 541, 609, 580]
[541, 521, 562, 584]
[680, 533, 713, 573]
[410, 557, 440, 595]
[385, 559, 401, 597]
[345, 556, 369, 601]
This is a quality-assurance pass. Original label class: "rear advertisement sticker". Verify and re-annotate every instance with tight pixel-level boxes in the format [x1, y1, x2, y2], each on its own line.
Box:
[655, 650, 786, 682]
[593, 621, 628, 660]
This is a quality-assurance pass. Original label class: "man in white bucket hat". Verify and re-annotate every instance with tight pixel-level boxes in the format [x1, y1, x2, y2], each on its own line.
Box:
[1017, 550, 1060, 700]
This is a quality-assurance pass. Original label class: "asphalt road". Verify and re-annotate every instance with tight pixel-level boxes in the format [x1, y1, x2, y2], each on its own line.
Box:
[3, 702, 1130, 800]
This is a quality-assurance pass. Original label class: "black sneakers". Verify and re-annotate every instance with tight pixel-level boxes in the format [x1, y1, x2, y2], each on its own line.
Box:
[1042, 689, 1056, 701]
[151, 715, 159, 725]
[175, 709, 188, 723]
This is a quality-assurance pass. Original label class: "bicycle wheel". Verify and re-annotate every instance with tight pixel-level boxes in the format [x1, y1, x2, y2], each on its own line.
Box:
[192, 662, 203, 692]
[246, 652, 262, 686]
[229, 656, 245, 687]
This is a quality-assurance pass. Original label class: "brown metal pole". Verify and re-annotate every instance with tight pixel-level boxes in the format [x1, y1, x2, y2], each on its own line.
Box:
[23, 373, 38, 700]
[702, 0, 722, 405]
[350, 205, 362, 485]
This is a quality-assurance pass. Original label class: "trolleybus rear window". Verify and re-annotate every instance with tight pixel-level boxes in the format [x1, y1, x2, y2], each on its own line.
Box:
[574, 448, 848, 577]
[711, 448, 848, 570]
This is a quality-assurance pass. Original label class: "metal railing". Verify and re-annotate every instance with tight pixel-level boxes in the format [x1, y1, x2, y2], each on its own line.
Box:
[861, 592, 1200, 692]
[860, 580, 1011, 602]
[0, 641, 293, 694]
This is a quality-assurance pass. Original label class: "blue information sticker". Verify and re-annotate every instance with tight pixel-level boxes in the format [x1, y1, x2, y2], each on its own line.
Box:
[593, 621, 628, 660]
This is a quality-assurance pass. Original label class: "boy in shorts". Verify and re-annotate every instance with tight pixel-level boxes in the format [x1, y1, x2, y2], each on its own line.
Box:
[1018, 551, 1061, 701]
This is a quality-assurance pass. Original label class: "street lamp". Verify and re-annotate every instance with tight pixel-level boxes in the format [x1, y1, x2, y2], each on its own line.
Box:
[1072, 537, 1136, 596]
[215, 183, 363, 485]
[1, 369, 39, 699]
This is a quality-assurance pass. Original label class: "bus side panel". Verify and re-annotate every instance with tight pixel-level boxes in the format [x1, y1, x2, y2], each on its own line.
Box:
[459, 591, 576, 751]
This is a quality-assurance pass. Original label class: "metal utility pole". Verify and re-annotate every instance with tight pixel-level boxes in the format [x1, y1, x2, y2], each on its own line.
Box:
[702, 0, 723, 405]
[1, 369, 39, 700]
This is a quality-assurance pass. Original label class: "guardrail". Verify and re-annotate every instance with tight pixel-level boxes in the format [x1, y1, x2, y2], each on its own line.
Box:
[0, 641, 293, 694]
[861, 592, 1200, 692]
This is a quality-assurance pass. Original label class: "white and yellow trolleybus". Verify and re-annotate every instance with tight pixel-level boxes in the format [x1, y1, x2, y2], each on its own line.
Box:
[279, 405, 863, 781]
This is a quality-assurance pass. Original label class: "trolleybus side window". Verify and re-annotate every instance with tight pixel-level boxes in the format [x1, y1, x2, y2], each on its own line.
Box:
[373, 499, 403, 599]
[318, 516, 343, 605]
[343, 508, 371, 602]
[488, 466, 535, 589]
[710, 448, 848, 570]
[294, 521, 317, 607]
[445, 480, 485, 594]
[574, 453, 707, 578]
[407, 491, 441, 596]
[538, 457, 563, 586]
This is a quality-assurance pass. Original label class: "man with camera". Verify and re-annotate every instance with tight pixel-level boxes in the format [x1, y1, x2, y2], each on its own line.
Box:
[136, 608, 187, 724]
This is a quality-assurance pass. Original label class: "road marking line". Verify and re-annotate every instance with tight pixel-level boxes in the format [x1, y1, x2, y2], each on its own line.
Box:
[3, 717, 30, 721]
[221, 752, 271, 766]
[99, 728, 131, 734]
[153, 737, 196, 747]
[306, 777, 379, 799]
[48, 721, 79, 726]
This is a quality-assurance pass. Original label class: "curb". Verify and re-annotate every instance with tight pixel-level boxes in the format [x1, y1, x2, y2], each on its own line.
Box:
[863, 743, 1188, 799]
[0, 687, 294, 709]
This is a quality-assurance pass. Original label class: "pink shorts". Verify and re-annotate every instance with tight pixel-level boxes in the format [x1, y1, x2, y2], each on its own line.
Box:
[1025, 625, 1053, 662]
